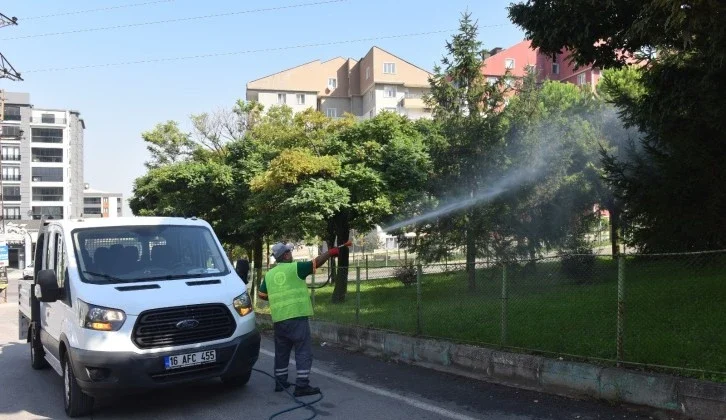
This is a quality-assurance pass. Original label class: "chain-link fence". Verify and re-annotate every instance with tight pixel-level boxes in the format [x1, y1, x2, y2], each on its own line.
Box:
[253, 250, 726, 380]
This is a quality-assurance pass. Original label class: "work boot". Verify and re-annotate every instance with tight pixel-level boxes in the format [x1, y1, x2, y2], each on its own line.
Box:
[293, 385, 321, 397]
[274, 380, 292, 392]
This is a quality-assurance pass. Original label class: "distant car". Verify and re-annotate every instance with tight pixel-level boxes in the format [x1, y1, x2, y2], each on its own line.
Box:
[23, 263, 33, 279]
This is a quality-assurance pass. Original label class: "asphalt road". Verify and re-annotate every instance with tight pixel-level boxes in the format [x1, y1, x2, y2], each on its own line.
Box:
[0, 273, 659, 420]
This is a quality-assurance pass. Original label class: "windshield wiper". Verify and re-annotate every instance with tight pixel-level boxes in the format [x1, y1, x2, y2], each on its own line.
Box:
[82, 271, 133, 283]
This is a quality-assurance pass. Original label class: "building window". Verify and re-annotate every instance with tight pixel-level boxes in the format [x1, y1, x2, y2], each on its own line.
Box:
[487, 77, 498, 85]
[552, 63, 560, 75]
[1, 125, 21, 137]
[32, 206, 63, 220]
[296, 94, 305, 105]
[31, 128, 63, 143]
[2, 146, 20, 161]
[524, 64, 535, 73]
[3, 106, 20, 121]
[383, 63, 396, 74]
[384, 85, 397, 98]
[41, 113, 56, 124]
[328, 78, 337, 89]
[2, 186, 20, 202]
[577, 73, 587, 85]
[277, 93, 286, 105]
[83, 207, 102, 215]
[505, 58, 515, 69]
[505, 78, 515, 88]
[84, 197, 102, 205]
[2, 167, 20, 181]
[32, 148, 63, 163]
[33, 187, 64, 201]
[366, 66, 370, 80]
[3, 207, 20, 220]
[326, 108, 337, 118]
[32, 167, 63, 182]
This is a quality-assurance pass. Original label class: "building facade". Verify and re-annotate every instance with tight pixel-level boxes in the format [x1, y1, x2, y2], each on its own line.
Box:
[82, 185, 123, 218]
[246, 47, 433, 120]
[482, 40, 603, 90]
[1, 91, 85, 222]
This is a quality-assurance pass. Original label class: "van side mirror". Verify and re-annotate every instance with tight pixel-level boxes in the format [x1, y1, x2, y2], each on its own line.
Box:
[35, 270, 60, 302]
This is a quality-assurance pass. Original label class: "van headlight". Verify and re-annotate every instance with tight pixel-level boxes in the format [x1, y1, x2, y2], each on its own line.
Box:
[233, 293, 253, 317]
[78, 299, 126, 331]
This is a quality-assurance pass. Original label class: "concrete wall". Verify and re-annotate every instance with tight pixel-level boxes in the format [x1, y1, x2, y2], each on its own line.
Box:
[254, 90, 317, 114]
[69, 112, 84, 219]
[319, 96, 351, 118]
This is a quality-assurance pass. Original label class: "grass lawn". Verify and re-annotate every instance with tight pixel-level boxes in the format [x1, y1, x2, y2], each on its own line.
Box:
[256, 255, 726, 380]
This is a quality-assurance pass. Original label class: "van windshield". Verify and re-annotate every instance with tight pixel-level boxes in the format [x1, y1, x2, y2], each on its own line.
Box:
[72, 225, 230, 284]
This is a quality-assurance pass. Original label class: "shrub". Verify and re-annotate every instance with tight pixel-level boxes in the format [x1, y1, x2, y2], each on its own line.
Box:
[393, 262, 417, 287]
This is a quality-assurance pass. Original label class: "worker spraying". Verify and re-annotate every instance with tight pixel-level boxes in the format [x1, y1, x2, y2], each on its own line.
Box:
[257, 240, 350, 397]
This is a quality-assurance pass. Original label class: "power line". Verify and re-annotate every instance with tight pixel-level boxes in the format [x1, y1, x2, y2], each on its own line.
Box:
[4, 0, 347, 41]
[23, 26, 510, 74]
[22, 0, 176, 21]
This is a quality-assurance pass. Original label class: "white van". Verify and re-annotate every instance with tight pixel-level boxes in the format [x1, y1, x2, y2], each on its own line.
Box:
[18, 216, 260, 417]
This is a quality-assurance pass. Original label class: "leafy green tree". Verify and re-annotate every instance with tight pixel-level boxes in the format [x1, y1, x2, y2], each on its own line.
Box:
[141, 121, 195, 169]
[509, 0, 726, 251]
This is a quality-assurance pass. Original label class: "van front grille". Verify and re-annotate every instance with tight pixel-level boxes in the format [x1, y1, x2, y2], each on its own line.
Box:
[132, 304, 235, 349]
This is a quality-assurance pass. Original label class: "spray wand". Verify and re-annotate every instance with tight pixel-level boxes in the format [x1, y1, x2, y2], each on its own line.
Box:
[309, 240, 352, 289]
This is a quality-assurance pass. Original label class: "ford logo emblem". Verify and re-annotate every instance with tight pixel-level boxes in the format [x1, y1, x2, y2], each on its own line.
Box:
[176, 319, 199, 330]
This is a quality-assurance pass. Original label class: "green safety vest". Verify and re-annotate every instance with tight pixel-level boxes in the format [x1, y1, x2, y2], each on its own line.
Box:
[264, 262, 313, 323]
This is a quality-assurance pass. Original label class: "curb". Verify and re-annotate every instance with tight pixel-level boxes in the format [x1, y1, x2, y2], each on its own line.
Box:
[256, 314, 726, 420]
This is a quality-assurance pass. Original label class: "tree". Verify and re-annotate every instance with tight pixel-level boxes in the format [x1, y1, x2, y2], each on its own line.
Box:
[421, 12, 509, 289]
[509, 0, 726, 252]
[142, 121, 195, 169]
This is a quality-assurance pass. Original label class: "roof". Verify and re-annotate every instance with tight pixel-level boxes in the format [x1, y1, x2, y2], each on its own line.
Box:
[48, 216, 213, 231]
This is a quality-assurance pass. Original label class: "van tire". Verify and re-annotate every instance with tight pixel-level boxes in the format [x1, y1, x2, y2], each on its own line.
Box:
[30, 326, 48, 370]
[63, 352, 94, 418]
[221, 369, 252, 387]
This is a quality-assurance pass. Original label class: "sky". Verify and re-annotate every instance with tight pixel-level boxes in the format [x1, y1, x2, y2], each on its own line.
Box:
[1, 0, 526, 216]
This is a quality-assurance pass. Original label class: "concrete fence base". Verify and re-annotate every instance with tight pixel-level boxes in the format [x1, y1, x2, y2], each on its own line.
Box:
[256, 315, 725, 420]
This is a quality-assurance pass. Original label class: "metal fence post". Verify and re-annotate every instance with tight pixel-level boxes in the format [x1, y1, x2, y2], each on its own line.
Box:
[617, 254, 625, 366]
[385, 249, 389, 267]
[416, 262, 422, 335]
[355, 266, 361, 326]
[365, 255, 369, 282]
[501, 264, 508, 345]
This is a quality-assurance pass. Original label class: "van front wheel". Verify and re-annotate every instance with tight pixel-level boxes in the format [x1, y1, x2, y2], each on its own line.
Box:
[63, 352, 94, 418]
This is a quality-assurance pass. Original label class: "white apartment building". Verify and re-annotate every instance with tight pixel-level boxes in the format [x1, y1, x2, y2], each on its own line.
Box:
[1, 91, 85, 221]
[83, 184, 123, 218]
[246, 46, 432, 120]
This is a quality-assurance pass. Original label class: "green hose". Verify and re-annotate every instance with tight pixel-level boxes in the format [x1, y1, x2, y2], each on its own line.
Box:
[252, 368, 324, 420]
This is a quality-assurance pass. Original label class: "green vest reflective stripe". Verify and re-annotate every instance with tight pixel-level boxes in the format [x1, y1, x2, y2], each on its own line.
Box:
[264, 262, 313, 323]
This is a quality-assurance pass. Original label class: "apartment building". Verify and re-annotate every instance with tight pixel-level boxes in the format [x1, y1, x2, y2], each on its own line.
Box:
[482, 40, 602, 89]
[83, 184, 123, 218]
[0, 91, 85, 221]
[246, 46, 432, 120]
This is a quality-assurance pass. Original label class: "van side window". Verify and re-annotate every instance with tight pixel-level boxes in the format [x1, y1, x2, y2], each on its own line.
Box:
[45, 232, 56, 271]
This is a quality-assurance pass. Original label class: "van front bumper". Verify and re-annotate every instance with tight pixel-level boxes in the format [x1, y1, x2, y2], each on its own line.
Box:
[67, 329, 261, 397]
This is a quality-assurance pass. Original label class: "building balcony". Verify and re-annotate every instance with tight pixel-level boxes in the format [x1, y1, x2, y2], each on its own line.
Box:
[402, 93, 429, 109]
[31, 116, 67, 124]
[2, 175, 21, 181]
[1, 155, 21, 161]
[2, 115, 21, 122]
[0, 195, 22, 202]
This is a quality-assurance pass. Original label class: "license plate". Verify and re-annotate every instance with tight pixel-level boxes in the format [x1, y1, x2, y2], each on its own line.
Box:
[164, 350, 216, 370]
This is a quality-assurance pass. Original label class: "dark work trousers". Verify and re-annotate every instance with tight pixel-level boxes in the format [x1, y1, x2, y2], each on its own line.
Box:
[273, 317, 313, 387]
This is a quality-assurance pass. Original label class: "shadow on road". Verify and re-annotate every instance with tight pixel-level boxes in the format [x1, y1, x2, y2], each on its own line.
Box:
[0, 339, 260, 419]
